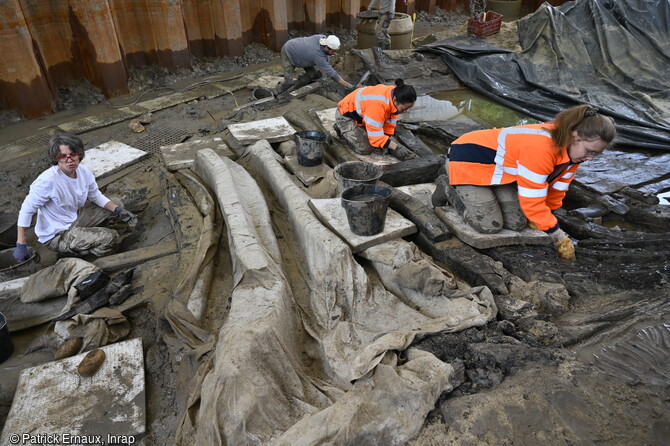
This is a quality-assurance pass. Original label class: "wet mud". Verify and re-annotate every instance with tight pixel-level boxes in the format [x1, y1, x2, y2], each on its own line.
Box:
[1, 8, 669, 446]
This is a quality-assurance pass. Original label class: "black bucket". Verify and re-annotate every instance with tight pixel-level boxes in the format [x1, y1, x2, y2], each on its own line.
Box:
[334, 161, 384, 195]
[0, 312, 14, 364]
[0, 246, 40, 282]
[295, 131, 326, 167]
[341, 184, 392, 236]
[251, 87, 273, 101]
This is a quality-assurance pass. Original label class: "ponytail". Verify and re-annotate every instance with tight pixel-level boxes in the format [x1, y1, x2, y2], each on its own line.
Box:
[393, 78, 417, 105]
[550, 105, 616, 152]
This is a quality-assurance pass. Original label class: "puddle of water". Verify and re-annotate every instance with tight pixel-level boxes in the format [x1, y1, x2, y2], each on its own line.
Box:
[600, 215, 639, 231]
[401, 94, 463, 122]
[426, 90, 540, 128]
[658, 190, 670, 205]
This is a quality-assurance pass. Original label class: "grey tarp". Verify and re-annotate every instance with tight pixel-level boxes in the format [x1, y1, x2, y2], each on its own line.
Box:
[175, 145, 496, 445]
[419, 0, 670, 150]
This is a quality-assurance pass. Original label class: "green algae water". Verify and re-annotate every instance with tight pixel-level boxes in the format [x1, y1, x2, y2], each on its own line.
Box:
[430, 90, 540, 128]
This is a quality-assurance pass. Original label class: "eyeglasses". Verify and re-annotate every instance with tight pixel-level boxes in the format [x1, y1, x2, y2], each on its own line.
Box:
[55, 153, 82, 162]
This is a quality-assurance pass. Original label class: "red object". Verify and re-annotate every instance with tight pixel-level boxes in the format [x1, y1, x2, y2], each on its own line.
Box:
[467, 11, 503, 37]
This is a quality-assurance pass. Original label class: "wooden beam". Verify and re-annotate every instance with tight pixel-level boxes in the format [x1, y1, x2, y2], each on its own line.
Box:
[386, 185, 451, 242]
[380, 154, 445, 187]
[93, 240, 178, 273]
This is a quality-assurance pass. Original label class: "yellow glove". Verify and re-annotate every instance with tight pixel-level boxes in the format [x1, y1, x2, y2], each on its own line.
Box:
[548, 228, 576, 260]
[553, 236, 576, 260]
[528, 221, 539, 230]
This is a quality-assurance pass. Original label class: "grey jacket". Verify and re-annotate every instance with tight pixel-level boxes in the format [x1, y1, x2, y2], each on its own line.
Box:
[283, 35, 342, 82]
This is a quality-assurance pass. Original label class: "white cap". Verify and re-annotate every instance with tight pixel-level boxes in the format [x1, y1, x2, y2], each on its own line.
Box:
[319, 35, 341, 50]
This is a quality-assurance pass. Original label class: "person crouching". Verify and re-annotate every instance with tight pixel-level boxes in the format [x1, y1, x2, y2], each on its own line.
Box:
[13, 133, 138, 262]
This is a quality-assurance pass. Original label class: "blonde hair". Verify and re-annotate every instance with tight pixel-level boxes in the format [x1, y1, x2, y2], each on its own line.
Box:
[549, 105, 616, 153]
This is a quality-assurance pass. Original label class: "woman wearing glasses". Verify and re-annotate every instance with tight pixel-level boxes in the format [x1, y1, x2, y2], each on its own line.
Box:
[13, 133, 137, 262]
[436, 105, 616, 260]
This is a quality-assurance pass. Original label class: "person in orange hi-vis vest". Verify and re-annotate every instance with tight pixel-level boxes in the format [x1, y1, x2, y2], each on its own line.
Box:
[435, 105, 616, 260]
[335, 78, 417, 161]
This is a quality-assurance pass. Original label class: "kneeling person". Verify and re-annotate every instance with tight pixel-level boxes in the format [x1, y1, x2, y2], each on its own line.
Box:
[14, 133, 138, 262]
[335, 78, 416, 161]
[278, 34, 353, 93]
[440, 105, 616, 260]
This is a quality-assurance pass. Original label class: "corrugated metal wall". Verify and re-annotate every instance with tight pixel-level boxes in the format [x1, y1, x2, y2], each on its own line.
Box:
[0, 0, 555, 119]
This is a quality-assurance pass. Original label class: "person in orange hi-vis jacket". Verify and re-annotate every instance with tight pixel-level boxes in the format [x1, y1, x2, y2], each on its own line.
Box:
[437, 105, 616, 260]
[335, 78, 417, 161]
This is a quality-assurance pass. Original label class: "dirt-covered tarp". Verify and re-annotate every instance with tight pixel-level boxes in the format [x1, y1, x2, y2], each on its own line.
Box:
[171, 145, 497, 445]
[419, 0, 670, 150]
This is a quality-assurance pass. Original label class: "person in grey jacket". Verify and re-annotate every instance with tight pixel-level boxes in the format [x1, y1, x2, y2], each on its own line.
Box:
[277, 34, 353, 93]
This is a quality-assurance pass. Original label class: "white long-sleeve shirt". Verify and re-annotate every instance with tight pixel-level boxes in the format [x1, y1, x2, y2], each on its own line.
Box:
[18, 164, 110, 243]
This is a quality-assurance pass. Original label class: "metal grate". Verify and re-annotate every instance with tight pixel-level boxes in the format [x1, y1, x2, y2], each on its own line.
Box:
[129, 125, 192, 159]
[0, 130, 57, 161]
[95, 125, 192, 180]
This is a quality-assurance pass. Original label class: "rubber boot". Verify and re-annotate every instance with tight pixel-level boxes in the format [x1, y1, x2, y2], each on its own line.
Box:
[275, 79, 295, 95]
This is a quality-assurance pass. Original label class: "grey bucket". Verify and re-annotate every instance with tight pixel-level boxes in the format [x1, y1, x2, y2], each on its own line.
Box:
[295, 131, 326, 167]
[334, 161, 384, 195]
[341, 184, 392, 236]
[0, 312, 13, 364]
[0, 246, 40, 282]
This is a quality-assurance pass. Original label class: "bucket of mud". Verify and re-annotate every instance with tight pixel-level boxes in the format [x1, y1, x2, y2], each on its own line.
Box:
[295, 131, 327, 167]
[334, 161, 384, 195]
[0, 312, 13, 364]
[341, 184, 392, 236]
[0, 246, 40, 282]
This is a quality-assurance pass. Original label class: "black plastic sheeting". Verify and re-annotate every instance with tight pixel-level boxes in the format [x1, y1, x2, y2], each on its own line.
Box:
[418, 0, 670, 151]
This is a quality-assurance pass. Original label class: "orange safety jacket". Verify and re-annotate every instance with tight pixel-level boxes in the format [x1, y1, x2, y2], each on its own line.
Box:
[448, 123, 578, 232]
[337, 84, 399, 148]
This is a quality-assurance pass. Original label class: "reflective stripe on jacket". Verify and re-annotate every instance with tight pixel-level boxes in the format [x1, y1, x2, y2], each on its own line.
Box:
[337, 84, 399, 148]
[448, 123, 578, 231]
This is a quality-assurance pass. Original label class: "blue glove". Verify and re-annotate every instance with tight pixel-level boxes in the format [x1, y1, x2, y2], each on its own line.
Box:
[13, 243, 30, 262]
[113, 206, 138, 227]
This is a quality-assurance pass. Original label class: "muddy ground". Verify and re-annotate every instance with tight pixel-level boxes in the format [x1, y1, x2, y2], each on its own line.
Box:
[1, 7, 669, 446]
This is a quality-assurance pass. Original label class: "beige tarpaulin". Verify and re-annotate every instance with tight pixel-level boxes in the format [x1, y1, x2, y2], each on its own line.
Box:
[20, 258, 99, 305]
[176, 144, 496, 445]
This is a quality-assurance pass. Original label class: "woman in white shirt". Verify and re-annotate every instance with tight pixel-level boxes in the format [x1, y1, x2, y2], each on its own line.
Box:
[14, 133, 137, 261]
